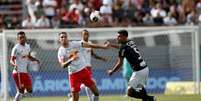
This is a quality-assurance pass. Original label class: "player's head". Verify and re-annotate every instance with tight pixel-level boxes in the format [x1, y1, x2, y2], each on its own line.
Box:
[81, 29, 89, 41]
[117, 29, 128, 44]
[17, 31, 26, 45]
[59, 32, 68, 46]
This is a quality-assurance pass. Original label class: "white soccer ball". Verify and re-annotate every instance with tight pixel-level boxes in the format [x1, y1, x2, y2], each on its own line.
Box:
[90, 10, 101, 22]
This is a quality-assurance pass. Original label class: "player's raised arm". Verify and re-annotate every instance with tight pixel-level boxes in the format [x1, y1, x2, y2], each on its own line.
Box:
[82, 41, 110, 49]
[109, 43, 120, 49]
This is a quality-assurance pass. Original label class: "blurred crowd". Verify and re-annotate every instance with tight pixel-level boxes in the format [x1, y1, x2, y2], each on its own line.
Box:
[1, 0, 201, 30]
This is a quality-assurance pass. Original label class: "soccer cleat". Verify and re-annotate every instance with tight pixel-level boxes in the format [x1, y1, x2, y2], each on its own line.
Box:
[148, 96, 156, 101]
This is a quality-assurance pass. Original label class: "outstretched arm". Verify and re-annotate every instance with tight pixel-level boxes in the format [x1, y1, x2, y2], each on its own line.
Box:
[109, 44, 120, 49]
[82, 41, 110, 49]
[107, 56, 124, 75]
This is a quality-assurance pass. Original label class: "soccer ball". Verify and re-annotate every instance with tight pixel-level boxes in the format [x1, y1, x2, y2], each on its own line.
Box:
[90, 11, 101, 22]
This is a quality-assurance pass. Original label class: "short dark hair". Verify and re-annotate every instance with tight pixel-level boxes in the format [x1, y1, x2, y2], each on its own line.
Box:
[82, 29, 89, 34]
[17, 31, 25, 36]
[59, 32, 67, 36]
[118, 30, 128, 37]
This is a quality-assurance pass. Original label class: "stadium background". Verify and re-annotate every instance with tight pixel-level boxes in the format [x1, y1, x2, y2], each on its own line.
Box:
[0, 0, 201, 100]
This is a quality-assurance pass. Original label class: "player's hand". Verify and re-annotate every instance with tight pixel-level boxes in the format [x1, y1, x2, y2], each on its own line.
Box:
[11, 63, 18, 68]
[104, 41, 110, 48]
[13, 65, 18, 71]
[69, 50, 78, 61]
[71, 54, 78, 61]
[107, 69, 113, 76]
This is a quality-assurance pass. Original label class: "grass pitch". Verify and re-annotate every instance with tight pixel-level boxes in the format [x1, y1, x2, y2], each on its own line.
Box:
[20, 94, 201, 101]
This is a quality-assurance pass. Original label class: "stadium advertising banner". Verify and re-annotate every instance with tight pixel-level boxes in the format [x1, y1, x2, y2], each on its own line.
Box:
[0, 68, 182, 96]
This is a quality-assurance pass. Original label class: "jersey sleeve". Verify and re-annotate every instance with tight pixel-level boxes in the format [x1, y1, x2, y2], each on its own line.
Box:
[119, 46, 125, 58]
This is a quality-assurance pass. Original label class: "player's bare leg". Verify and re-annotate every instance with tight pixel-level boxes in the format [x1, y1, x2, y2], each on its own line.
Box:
[13, 73, 23, 101]
[87, 84, 99, 101]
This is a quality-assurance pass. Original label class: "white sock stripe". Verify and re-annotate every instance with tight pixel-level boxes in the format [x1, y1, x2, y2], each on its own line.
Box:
[85, 87, 93, 101]
[13, 92, 23, 101]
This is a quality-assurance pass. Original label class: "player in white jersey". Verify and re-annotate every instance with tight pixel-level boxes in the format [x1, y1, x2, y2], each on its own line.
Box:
[10, 31, 39, 101]
[57, 32, 109, 101]
[79, 30, 107, 101]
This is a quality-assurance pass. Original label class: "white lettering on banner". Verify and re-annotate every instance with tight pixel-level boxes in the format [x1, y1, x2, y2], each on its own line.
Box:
[33, 76, 69, 92]
[97, 77, 180, 90]
[147, 77, 180, 89]
[33, 76, 44, 92]
[1, 76, 180, 93]
[147, 78, 157, 89]
[55, 80, 68, 91]
[98, 78, 125, 90]
[44, 80, 55, 91]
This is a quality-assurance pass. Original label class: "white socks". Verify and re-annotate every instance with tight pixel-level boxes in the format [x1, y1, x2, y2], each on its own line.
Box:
[85, 87, 93, 101]
[13, 92, 22, 101]
[92, 95, 99, 101]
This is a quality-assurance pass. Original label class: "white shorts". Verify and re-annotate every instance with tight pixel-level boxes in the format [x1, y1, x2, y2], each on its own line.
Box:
[128, 67, 149, 89]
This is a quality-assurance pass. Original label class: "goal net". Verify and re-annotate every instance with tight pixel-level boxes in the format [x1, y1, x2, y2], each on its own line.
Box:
[0, 26, 200, 101]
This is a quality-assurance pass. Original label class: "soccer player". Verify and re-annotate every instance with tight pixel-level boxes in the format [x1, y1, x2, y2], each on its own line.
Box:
[10, 31, 40, 101]
[57, 32, 109, 101]
[107, 30, 156, 101]
[80, 29, 107, 101]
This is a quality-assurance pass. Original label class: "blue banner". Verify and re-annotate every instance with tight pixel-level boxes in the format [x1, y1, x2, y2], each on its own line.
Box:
[0, 68, 190, 96]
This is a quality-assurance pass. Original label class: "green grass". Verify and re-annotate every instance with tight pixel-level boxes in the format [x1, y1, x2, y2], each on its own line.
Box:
[13, 94, 200, 101]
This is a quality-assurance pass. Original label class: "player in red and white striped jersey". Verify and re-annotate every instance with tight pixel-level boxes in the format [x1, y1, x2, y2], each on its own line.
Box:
[58, 32, 109, 101]
[10, 31, 39, 101]
[79, 30, 107, 101]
